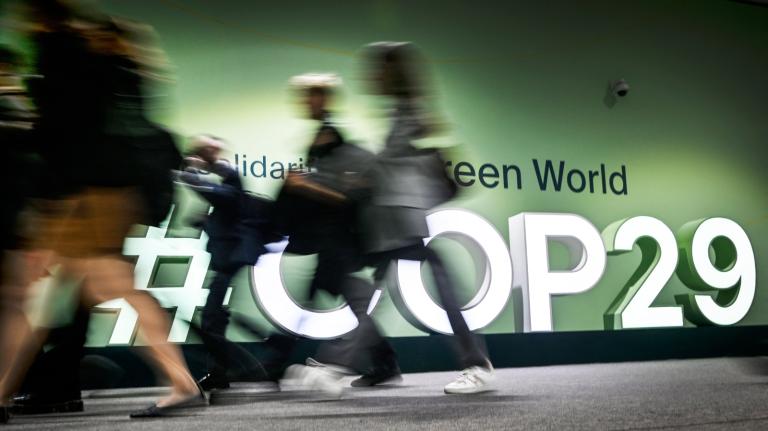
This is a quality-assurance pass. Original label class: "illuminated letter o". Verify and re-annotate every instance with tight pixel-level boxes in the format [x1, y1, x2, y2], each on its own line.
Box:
[395, 209, 513, 334]
[250, 241, 381, 339]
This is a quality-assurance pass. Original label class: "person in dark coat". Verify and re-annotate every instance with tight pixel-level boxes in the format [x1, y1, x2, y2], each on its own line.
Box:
[277, 73, 399, 396]
[5, 13, 183, 416]
[176, 135, 275, 390]
[1, 6, 204, 423]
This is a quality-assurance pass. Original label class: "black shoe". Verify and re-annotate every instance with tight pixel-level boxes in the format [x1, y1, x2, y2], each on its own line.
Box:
[1, 406, 8, 424]
[197, 373, 230, 391]
[129, 389, 207, 419]
[351, 365, 402, 387]
[10, 393, 84, 415]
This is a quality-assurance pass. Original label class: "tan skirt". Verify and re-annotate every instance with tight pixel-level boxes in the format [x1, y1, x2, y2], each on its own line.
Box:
[26, 188, 143, 258]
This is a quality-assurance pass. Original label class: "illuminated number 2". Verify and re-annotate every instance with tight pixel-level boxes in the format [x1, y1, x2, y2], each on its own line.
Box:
[602, 216, 684, 329]
[675, 218, 756, 326]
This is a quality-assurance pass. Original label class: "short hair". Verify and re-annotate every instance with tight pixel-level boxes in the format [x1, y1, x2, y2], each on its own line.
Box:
[289, 72, 342, 96]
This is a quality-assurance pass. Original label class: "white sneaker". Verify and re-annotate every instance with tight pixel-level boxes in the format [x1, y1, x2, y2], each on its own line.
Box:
[443, 366, 495, 394]
[284, 364, 344, 399]
[305, 357, 355, 376]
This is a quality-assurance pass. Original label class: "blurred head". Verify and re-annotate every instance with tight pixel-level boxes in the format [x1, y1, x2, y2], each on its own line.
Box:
[108, 18, 170, 78]
[188, 134, 225, 164]
[24, 0, 78, 30]
[363, 41, 427, 99]
[81, 20, 125, 56]
[289, 72, 342, 120]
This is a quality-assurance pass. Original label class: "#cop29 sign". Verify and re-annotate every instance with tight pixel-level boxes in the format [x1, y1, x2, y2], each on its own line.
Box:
[97, 207, 755, 343]
[252, 210, 754, 337]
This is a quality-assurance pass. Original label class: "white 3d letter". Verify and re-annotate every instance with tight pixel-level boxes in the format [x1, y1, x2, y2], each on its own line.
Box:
[251, 241, 381, 339]
[395, 209, 513, 334]
[508, 213, 606, 332]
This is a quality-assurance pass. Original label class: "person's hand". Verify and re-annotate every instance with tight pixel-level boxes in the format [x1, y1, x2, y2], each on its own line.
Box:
[184, 156, 209, 171]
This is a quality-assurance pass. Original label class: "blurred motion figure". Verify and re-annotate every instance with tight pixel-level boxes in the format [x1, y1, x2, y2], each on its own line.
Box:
[362, 41, 495, 394]
[277, 73, 400, 395]
[0, 1, 201, 422]
[175, 135, 277, 390]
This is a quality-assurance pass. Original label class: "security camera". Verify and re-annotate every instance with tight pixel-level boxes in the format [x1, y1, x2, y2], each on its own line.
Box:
[610, 79, 630, 97]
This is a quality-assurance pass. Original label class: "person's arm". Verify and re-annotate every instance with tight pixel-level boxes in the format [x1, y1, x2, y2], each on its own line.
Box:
[284, 171, 348, 203]
[209, 160, 241, 185]
[175, 169, 241, 208]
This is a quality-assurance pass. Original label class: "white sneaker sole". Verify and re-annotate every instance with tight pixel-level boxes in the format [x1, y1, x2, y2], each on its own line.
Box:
[444, 383, 495, 395]
[283, 365, 344, 399]
[444, 375, 496, 395]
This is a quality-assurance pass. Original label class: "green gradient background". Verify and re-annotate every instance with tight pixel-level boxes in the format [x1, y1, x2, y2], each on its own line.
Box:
[6, 0, 768, 345]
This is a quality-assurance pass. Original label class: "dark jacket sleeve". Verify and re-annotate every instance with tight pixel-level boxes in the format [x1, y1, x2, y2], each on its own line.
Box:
[186, 162, 244, 209]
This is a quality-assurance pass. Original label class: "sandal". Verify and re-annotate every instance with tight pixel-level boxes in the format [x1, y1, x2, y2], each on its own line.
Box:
[129, 384, 207, 419]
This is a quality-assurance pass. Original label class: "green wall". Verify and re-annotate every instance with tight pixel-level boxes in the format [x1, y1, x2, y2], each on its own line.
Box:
[5, 0, 768, 345]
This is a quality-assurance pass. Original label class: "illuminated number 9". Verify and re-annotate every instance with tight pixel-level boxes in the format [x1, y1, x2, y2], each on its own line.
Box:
[675, 218, 756, 326]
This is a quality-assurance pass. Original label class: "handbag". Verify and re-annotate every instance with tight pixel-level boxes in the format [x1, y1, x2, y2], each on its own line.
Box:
[372, 147, 457, 209]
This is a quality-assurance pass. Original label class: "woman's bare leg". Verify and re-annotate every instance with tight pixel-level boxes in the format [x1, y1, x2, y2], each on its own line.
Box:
[80, 256, 198, 406]
[0, 250, 54, 404]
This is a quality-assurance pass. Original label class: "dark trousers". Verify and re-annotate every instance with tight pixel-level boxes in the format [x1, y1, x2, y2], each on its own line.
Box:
[371, 244, 489, 369]
[310, 248, 398, 373]
[202, 246, 398, 377]
[251, 245, 397, 375]
[201, 265, 241, 377]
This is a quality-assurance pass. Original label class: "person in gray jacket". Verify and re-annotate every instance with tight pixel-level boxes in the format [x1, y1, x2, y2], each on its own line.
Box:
[361, 42, 495, 394]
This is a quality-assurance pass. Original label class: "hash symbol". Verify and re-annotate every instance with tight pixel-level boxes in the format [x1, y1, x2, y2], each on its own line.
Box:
[95, 208, 231, 345]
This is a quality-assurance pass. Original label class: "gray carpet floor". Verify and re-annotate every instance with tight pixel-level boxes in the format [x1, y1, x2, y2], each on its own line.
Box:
[5, 357, 768, 430]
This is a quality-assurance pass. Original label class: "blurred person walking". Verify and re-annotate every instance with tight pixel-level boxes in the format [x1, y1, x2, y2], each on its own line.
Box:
[0, 2, 203, 423]
[361, 42, 495, 394]
[175, 134, 278, 391]
[277, 73, 400, 396]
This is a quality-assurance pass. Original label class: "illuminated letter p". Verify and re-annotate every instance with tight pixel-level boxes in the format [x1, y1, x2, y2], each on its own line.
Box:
[508, 213, 606, 332]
